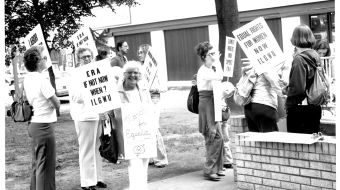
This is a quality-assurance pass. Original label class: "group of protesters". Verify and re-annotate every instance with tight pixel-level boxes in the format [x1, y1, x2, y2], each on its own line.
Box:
[23, 39, 169, 190]
[21, 23, 332, 189]
[195, 24, 333, 181]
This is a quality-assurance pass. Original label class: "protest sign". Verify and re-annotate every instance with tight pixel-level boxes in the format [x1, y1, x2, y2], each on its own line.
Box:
[232, 17, 285, 74]
[71, 26, 98, 56]
[141, 47, 158, 90]
[71, 59, 121, 113]
[223, 36, 237, 77]
[122, 104, 157, 159]
[24, 24, 52, 68]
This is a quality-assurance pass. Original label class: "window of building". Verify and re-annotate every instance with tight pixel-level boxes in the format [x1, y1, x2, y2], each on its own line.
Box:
[310, 12, 335, 43]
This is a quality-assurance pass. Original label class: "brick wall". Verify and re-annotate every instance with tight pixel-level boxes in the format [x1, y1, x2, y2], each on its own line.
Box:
[228, 115, 336, 190]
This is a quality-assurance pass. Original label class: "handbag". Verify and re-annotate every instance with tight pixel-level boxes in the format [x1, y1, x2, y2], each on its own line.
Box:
[233, 68, 257, 106]
[11, 81, 34, 122]
[187, 85, 199, 114]
[99, 117, 119, 164]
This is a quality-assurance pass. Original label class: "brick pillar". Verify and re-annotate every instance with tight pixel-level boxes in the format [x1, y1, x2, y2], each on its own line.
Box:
[228, 115, 249, 182]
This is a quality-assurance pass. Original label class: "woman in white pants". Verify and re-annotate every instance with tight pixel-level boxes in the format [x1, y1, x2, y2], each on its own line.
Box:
[108, 61, 154, 190]
[70, 46, 107, 190]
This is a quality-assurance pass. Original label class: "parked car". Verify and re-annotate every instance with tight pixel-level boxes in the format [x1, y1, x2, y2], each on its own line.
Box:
[54, 71, 71, 97]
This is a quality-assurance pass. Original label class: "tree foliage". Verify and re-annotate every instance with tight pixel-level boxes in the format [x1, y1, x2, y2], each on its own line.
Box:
[5, 0, 139, 49]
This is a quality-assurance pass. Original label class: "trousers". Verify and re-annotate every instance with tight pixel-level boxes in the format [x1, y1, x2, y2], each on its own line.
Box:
[74, 120, 103, 187]
[28, 122, 56, 190]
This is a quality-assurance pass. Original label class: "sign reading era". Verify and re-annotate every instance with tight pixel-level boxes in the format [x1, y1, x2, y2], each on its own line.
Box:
[232, 17, 285, 74]
[71, 26, 98, 56]
[122, 105, 157, 159]
[71, 59, 121, 113]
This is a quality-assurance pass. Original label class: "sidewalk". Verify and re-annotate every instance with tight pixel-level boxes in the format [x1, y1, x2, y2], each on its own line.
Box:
[148, 168, 237, 190]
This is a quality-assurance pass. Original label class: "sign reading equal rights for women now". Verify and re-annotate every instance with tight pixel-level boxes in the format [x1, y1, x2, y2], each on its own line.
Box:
[71, 26, 98, 56]
[72, 59, 121, 113]
[232, 17, 285, 75]
[122, 104, 157, 159]
[24, 24, 52, 68]
[223, 36, 237, 77]
[141, 47, 158, 90]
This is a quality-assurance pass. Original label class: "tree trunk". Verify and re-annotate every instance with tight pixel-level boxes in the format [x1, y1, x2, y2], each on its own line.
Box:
[215, 0, 243, 115]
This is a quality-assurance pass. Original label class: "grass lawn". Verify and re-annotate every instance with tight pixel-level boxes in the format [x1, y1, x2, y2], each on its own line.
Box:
[5, 107, 205, 190]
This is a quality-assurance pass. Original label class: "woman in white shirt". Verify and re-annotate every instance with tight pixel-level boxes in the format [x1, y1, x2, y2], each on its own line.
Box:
[69, 47, 107, 190]
[23, 45, 60, 190]
[107, 61, 153, 190]
[195, 41, 225, 181]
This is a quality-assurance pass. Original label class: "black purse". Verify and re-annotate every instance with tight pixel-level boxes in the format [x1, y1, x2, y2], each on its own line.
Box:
[99, 117, 119, 164]
[11, 80, 34, 122]
[187, 85, 199, 114]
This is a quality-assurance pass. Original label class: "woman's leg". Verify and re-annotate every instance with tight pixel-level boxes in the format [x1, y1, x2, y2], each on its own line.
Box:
[74, 120, 100, 187]
[28, 122, 56, 190]
[221, 121, 233, 166]
[95, 121, 103, 183]
[128, 158, 149, 190]
[203, 122, 224, 175]
[244, 103, 260, 132]
[150, 93, 168, 167]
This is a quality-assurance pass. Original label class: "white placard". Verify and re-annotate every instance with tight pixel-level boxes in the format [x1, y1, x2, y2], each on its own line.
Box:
[24, 24, 52, 68]
[71, 59, 121, 113]
[141, 47, 158, 90]
[232, 17, 285, 74]
[71, 26, 98, 56]
[224, 36, 237, 77]
[122, 104, 157, 159]
[213, 81, 222, 122]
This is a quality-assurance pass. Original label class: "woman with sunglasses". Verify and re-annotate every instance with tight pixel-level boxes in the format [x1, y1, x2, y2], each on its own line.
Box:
[195, 41, 225, 181]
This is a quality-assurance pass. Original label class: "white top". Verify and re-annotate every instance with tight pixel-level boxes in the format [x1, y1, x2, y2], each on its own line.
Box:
[24, 72, 57, 123]
[124, 88, 142, 104]
[197, 64, 223, 91]
[69, 76, 99, 121]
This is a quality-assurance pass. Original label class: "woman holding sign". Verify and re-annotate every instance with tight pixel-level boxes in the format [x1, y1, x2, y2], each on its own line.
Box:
[69, 47, 107, 190]
[107, 61, 152, 190]
[195, 41, 225, 181]
[137, 44, 168, 168]
[23, 45, 60, 190]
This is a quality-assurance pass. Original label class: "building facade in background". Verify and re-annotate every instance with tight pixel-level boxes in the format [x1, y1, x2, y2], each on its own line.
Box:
[83, 0, 335, 85]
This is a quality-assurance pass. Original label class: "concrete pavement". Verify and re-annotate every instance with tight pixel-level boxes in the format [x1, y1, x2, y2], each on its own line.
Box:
[148, 168, 237, 190]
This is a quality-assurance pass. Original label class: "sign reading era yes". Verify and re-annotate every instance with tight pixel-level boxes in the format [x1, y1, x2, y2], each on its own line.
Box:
[71, 26, 98, 56]
[122, 105, 157, 159]
[232, 17, 285, 74]
[223, 36, 237, 77]
[72, 59, 121, 113]
[24, 24, 52, 68]
[141, 47, 158, 90]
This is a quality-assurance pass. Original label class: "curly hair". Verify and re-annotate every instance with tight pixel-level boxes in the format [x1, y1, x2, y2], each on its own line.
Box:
[23, 45, 45, 72]
[195, 41, 213, 61]
[313, 39, 331, 56]
[290, 25, 316, 48]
